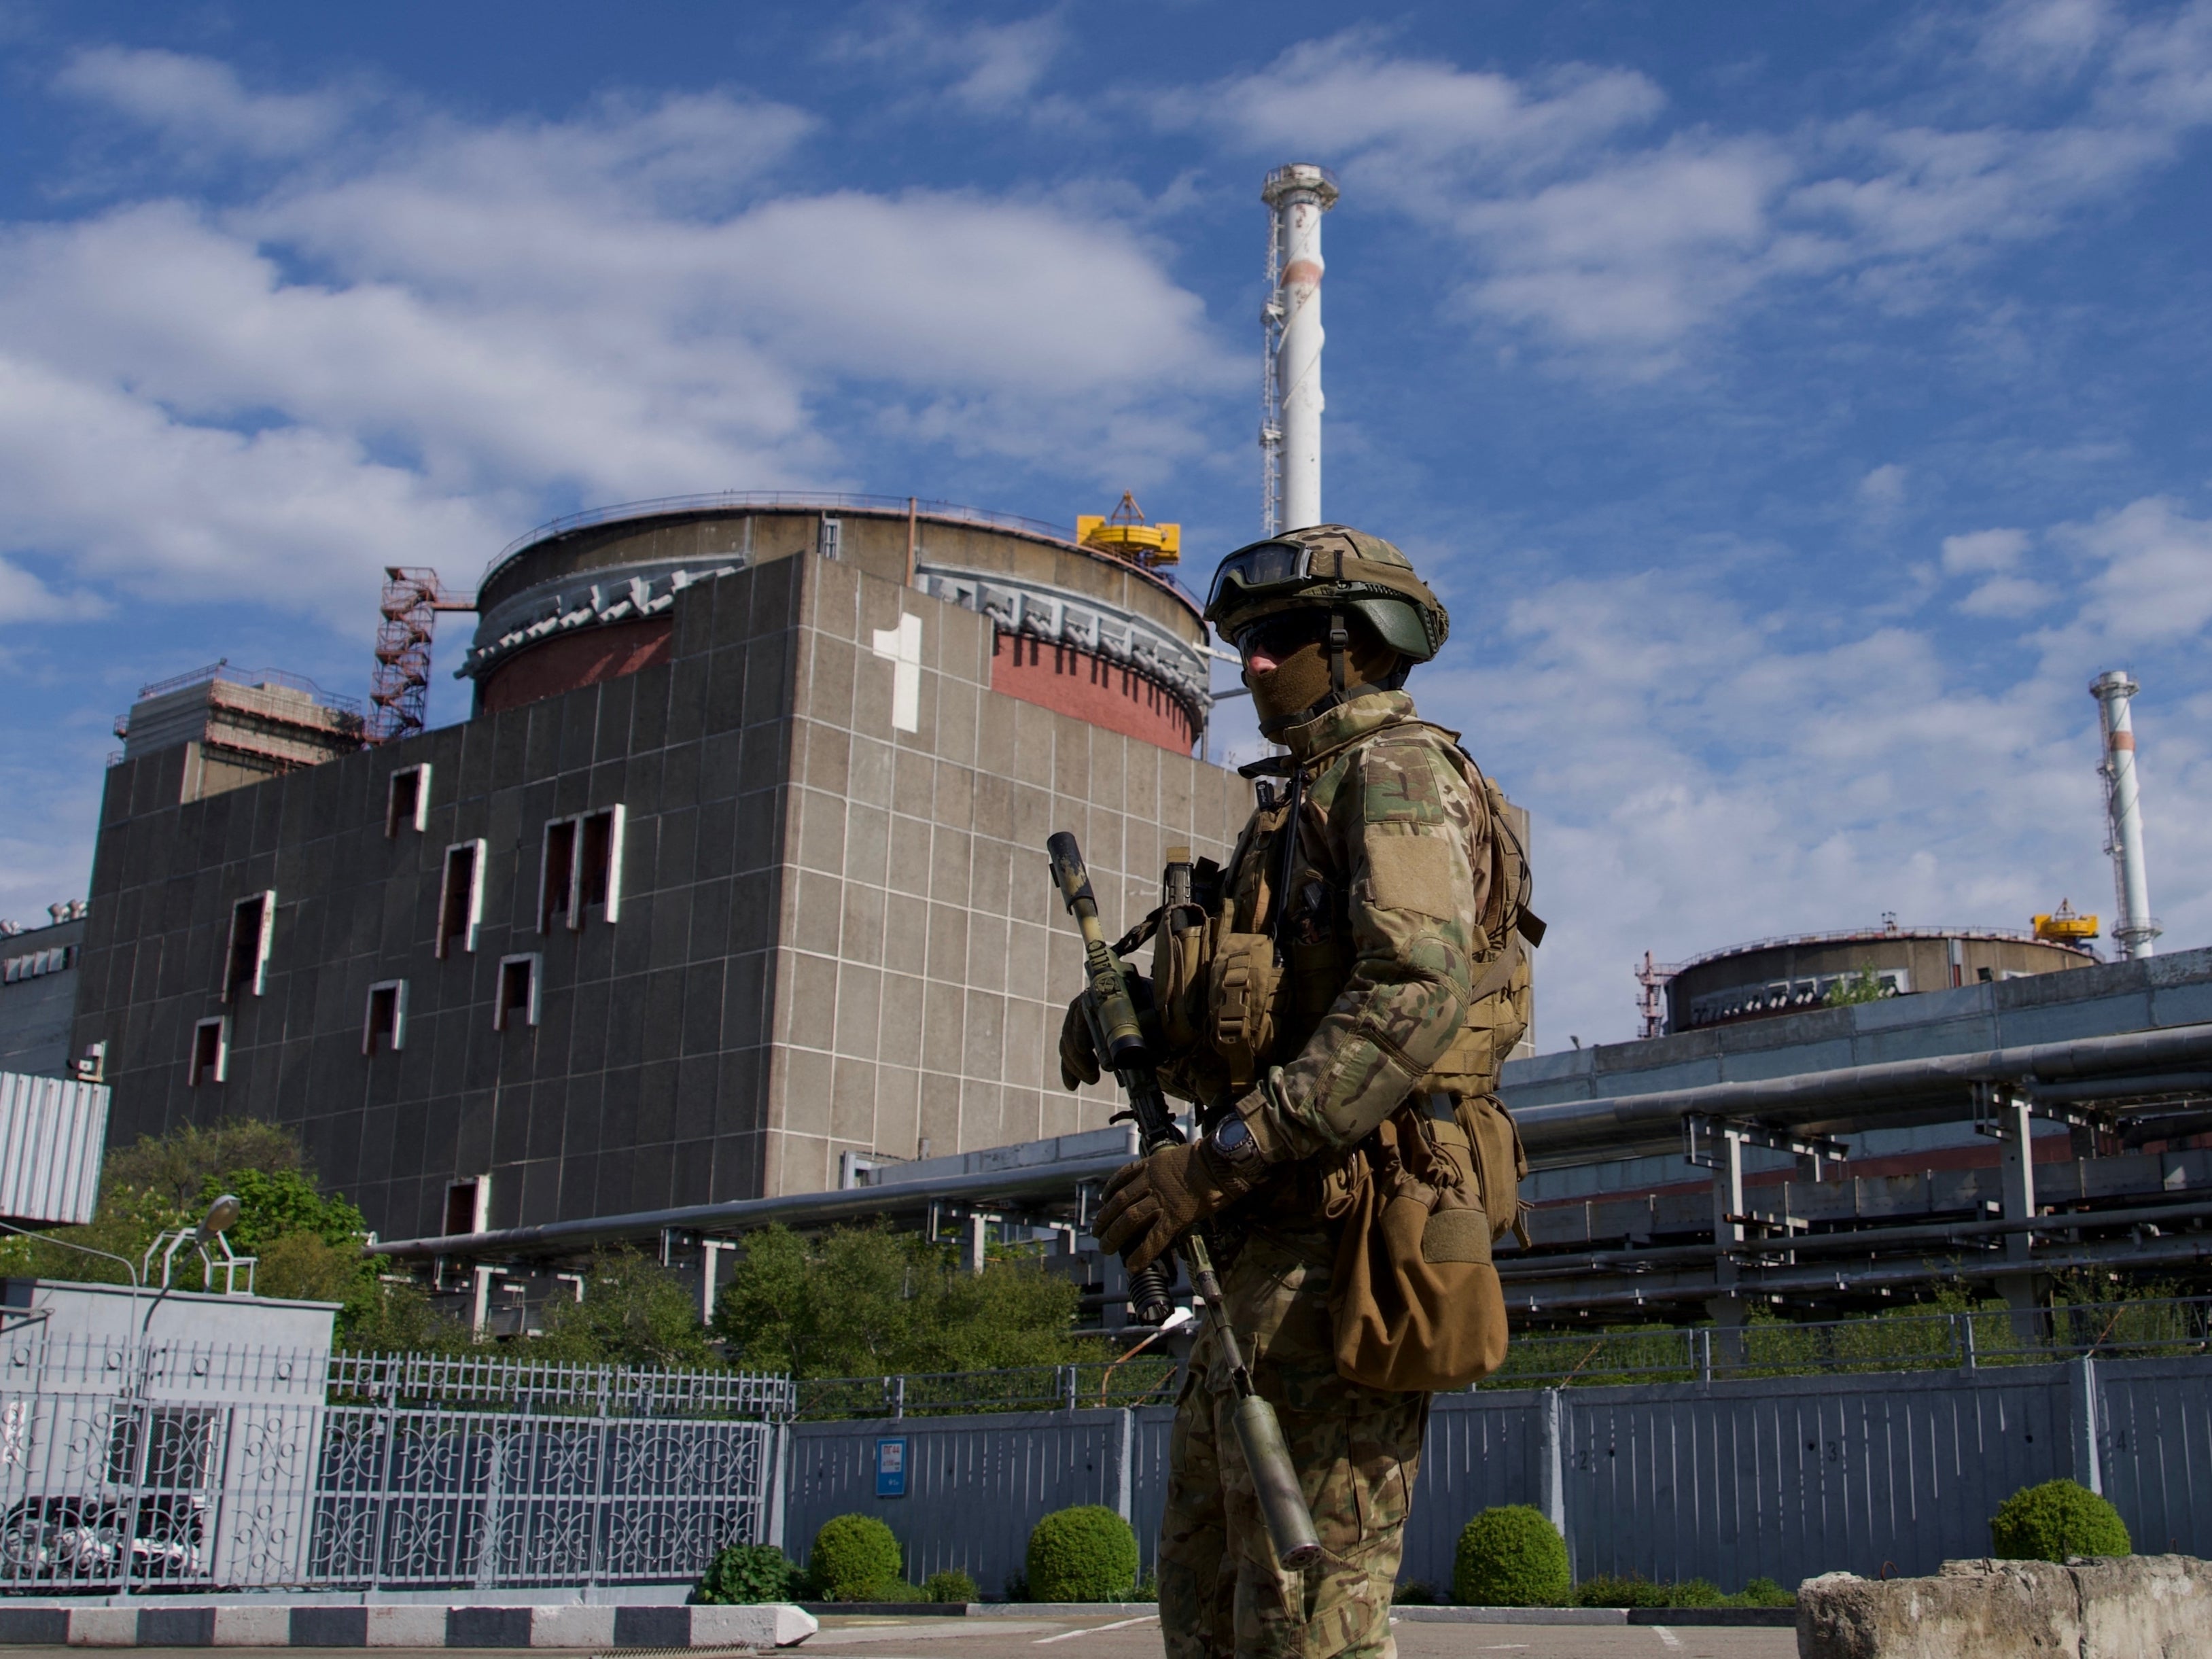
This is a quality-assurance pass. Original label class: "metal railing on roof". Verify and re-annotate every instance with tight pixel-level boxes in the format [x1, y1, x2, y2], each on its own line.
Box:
[1670, 922, 2096, 977]
[133, 659, 364, 716]
[480, 492, 1201, 607]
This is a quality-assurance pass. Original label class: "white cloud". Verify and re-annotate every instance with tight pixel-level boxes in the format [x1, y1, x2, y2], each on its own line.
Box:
[1859, 464, 1910, 516]
[827, 8, 1070, 116]
[55, 47, 357, 158]
[1178, 6, 2212, 370]
[1411, 490, 2212, 1043]
[1942, 526, 2029, 572]
[1957, 574, 2057, 616]
[0, 67, 1239, 631]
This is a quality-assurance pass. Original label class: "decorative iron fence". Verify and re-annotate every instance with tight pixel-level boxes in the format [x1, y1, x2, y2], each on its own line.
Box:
[310, 1408, 772, 1589]
[0, 1340, 787, 1593]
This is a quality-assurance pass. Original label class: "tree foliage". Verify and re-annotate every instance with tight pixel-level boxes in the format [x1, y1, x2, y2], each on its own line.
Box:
[106, 1119, 306, 1209]
[711, 1223, 1083, 1377]
[533, 1246, 716, 1368]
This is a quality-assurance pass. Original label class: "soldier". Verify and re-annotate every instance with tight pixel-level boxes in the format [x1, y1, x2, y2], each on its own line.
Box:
[1059, 526, 1534, 1659]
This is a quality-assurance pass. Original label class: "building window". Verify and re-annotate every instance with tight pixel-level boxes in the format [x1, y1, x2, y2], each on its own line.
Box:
[538, 807, 625, 932]
[495, 954, 540, 1030]
[444, 1176, 489, 1238]
[364, 980, 406, 1055]
[386, 765, 430, 837]
[818, 515, 842, 561]
[438, 840, 485, 958]
[189, 1017, 228, 1086]
[224, 892, 275, 1001]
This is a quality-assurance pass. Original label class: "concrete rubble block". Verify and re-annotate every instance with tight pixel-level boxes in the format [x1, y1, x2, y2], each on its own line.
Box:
[525, 1607, 616, 1649]
[689, 1603, 820, 1647]
[1798, 1554, 2212, 1658]
[362, 1605, 450, 1648]
[64, 1609, 141, 1647]
[2076, 1553, 2212, 1656]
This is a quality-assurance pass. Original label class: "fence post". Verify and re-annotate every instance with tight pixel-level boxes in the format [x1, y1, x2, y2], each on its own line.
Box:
[893, 1376, 905, 1421]
[1961, 1316, 1978, 1372]
[2069, 1355, 2102, 1495]
[1061, 1365, 1078, 1413]
[1537, 1389, 1566, 1540]
[1696, 1329, 1712, 1386]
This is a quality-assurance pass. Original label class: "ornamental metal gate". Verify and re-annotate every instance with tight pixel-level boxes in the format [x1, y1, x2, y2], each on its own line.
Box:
[0, 1338, 790, 1594]
[310, 1410, 775, 1589]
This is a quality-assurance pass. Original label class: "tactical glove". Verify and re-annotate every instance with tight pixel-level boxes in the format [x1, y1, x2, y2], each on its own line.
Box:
[1057, 996, 1100, 1090]
[1095, 1140, 1258, 1274]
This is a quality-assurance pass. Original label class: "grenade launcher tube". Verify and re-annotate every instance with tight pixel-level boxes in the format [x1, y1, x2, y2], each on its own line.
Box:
[1045, 830, 1323, 1572]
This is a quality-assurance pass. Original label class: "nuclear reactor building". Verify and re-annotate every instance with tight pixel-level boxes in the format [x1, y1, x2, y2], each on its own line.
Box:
[72, 497, 1250, 1243]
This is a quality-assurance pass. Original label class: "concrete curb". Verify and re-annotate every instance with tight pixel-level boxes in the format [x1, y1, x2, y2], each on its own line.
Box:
[1391, 1605, 1797, 1628]
[0, 1603, 820, 1647]
[1391, 1607, 1626, 1626]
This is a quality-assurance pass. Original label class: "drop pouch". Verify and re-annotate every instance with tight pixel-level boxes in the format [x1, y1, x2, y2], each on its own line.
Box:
[1328, 1099, 1511, 1393]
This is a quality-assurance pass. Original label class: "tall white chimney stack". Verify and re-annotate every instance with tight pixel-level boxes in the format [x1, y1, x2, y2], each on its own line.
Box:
[1261, 164, 1338, 535]
[2091, 669, 2160, 959]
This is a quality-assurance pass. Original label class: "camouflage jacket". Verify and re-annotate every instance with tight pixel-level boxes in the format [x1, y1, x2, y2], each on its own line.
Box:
[1223, 689, 1498, 1165]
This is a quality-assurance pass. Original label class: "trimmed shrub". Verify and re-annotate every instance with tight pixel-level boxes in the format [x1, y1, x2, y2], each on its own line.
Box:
[807, 1514, 904, 1601]
[1572, 1573, 1668, 1609]
[1991, 1479, 2131, 1562]
[922, 1569, 979, 1605]
[1026, 1505, 1141, 1603]
[1454, 1505, 1570, 1608]
[1735, 1577, 1796, 1609]
[1392, 1580, 1439, 1605]
[692, 1541, 798, 1605]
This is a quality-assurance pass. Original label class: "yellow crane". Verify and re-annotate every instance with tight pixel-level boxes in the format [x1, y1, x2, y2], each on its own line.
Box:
[1076, 492, 1180, 570]
[2033, 899, 2100, 943]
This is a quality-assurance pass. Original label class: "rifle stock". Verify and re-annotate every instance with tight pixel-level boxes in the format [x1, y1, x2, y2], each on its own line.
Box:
[1047, 830, 1323, 1571]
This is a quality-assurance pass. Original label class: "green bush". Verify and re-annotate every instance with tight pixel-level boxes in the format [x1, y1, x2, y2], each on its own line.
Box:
[807, 1514, 904, 1601]
[1990, 1479, 2131, 1562]
[1392, 1580, 1439, 1605]
[1734, 1577, 1796, 1608]
[692, 1541, 798, 1605]
[1026, 1505, 1140, 1603]
[1454, 1505, 1570, 1607]
[921, 1569, 978, 1605]
[1572, 1571, 1789, 1609]
[1572, 1573, 1669, 1609]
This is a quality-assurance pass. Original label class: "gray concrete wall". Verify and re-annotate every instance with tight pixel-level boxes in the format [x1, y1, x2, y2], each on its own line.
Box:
[0, 915, 84, 1077]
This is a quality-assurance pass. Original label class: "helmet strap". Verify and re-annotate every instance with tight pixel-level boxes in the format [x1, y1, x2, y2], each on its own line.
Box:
[1328, 612, 1349, 697]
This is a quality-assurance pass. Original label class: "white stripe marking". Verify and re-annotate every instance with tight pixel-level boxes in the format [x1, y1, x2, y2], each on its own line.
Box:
[1652, 1628, 1682, 1649]
[1034, 1614, 1162, 1643]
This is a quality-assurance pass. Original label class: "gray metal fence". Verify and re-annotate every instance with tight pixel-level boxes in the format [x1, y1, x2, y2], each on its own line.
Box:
[784, 1353, 2212, 1599]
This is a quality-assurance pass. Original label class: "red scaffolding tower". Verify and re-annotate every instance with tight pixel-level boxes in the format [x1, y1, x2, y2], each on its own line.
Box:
[368, 567, 476, 744]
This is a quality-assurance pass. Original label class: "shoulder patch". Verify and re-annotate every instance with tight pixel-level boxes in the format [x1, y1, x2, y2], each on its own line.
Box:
[1366, 833, 1457, 920]
[1358, 736, 1453, 826]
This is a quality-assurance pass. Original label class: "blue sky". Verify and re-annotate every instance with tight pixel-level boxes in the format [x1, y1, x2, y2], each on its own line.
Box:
[1, 0, 2209, 1046]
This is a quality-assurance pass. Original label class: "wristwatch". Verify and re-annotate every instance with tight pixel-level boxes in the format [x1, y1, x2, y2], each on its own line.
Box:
[1208, 1113, 1264, 1173]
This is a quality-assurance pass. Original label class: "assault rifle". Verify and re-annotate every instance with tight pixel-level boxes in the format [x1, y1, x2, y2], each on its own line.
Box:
[1047, 831, 1322, 1570]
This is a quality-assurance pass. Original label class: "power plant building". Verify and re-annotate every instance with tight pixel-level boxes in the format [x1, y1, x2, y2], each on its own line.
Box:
[70, 500, 1250, 1244]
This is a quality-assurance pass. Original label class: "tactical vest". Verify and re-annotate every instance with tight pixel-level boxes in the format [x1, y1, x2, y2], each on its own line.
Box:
[1145, 717, 1539, 1103]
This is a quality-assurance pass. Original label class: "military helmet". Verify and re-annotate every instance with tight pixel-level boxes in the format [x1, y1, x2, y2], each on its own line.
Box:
[1203, 525, 1450, 664]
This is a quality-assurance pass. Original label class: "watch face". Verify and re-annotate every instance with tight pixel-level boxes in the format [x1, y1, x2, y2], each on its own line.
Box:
[1216, 1117, 1250, 1152]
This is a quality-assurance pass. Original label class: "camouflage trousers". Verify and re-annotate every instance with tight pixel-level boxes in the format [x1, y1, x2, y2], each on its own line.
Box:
[1158, 1226, 1430, 1659]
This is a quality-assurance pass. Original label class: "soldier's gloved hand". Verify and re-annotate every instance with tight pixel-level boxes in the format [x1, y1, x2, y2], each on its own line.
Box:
[1058, 997, 1100, 1090]
[1095, 1141, 1258, 1274]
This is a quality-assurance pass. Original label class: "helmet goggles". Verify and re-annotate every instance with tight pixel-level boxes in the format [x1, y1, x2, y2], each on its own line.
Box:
[1204, 540, 1314, 618]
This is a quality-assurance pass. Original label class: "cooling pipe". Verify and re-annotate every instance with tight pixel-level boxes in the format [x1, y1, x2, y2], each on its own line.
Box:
[2092, 669, 2160, 958]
